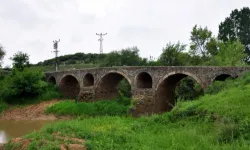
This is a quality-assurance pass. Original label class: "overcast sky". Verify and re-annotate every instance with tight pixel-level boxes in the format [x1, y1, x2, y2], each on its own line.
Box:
[0, 0, 249, 67]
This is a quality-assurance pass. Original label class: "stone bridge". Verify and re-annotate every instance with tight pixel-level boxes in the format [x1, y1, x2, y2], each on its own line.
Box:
[45, 66, 250, 116]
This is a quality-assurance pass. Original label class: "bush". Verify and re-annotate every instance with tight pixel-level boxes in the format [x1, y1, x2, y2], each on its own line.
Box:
[36, 84, 62, 102]
[116, 92, 131, 106]
[205, 81, 226, 95]
[118, 79, 132, 98]
[175, 77, 203, 101]
[0, 100, 8, 113]
[0, 69, 49, 103]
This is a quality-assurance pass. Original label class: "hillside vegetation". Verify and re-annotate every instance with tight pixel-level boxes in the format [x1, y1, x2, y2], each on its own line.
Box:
[5, 72, 250, 150]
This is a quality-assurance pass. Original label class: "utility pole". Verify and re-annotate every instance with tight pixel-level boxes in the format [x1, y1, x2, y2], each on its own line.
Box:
[52, 39, 60, 71]
[96, 33, 107, 54]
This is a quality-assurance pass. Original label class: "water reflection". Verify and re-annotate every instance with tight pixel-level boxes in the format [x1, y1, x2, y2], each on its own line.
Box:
[0, 131, 7, 144]
[0, 120, 56, 144]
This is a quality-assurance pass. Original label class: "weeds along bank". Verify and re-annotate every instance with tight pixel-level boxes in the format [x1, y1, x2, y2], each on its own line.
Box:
[45, 95, 131, 117]
[3, 72, 250, 149]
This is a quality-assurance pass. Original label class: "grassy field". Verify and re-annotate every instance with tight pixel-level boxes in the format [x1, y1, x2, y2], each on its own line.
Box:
[4, 73, 250, 149]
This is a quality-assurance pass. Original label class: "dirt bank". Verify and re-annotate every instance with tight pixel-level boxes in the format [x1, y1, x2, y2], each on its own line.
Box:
[0, 100, 61, 120]
[0, 132, 86, 150]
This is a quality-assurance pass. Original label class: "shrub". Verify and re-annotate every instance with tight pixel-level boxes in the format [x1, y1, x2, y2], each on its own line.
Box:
[0, 100, 8, 113]
[204, 81, 226, 95]
[0, 69, 49, 103]
[118, 79, 132, 98]
[36, 84, 62, 101]
[116, 92, 131, 106]
[175, 77, 203, 101]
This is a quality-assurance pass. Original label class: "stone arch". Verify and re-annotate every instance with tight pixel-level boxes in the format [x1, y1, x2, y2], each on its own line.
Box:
[83, 73, 94, 87]
[154, 72, 203, 114]
[213, 74, 233, 81]
[95, 71, 131, 100]
[59, 75, 80, 98]
[136, 72, 152, 88]
[48, 76, 56, 85]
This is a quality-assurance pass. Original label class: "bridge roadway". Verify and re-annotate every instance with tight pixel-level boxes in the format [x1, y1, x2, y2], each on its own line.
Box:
[45, 66, 250, 116]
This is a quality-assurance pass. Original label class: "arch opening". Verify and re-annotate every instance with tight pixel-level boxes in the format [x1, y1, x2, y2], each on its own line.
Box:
[214, 74, 232, 81]
[154, 73, 203, 114]
[48, 76, 56, 85]
[96, 72, 131, 100]
[136, 72, 152, 88]
[59, 75, 80, 99]
[83, 73, 94, 87]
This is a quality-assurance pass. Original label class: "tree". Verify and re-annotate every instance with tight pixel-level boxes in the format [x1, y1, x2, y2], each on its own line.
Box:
[0, 45, 5, 68]
[218, 7, 250, 62]
[189, 25, 217, 57]
[100, 51, 122, 67]
[10, 51, 30, 71]
[214, 40, 246, 66]
[158, 42, 186, 66]
[120, 47, 142, 66]
[101, 47, 143, 67]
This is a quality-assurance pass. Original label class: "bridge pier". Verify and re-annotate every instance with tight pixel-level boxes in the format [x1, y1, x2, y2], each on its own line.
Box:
[131, 89, 155, 117]
[78, 87, 95, 102]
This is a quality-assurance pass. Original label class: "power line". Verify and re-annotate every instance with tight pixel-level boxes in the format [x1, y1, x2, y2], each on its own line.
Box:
[96, 33, 107, 54]
[52, 39, 60, 71]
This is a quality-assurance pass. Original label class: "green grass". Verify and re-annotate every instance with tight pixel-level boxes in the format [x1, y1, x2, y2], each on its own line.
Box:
[5, 72, 250, 149]
[46, 100, 130, 117]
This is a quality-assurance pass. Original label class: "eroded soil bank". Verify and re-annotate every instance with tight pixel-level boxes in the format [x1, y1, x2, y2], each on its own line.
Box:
[0, 100, 60, 120]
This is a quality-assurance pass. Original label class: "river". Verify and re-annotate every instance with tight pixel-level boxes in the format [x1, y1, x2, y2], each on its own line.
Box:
[0, 120, 56, 144]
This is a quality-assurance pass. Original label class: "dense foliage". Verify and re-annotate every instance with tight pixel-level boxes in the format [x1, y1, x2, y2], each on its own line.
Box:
[175, 77, 203, 101]
[0, 100, 8, 113]
[117, 79, 132, 98]
[10, 51, 30, 71]
[158, 42, 187, 66]
[218, 7, 250, 63]
[0, 69, 50, 103]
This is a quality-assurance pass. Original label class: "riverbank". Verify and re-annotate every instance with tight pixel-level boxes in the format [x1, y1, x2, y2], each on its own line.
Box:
[0, 100, 60, 120]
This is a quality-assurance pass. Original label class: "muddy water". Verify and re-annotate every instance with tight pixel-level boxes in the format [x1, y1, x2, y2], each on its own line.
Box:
[0, 120, 56, 144]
